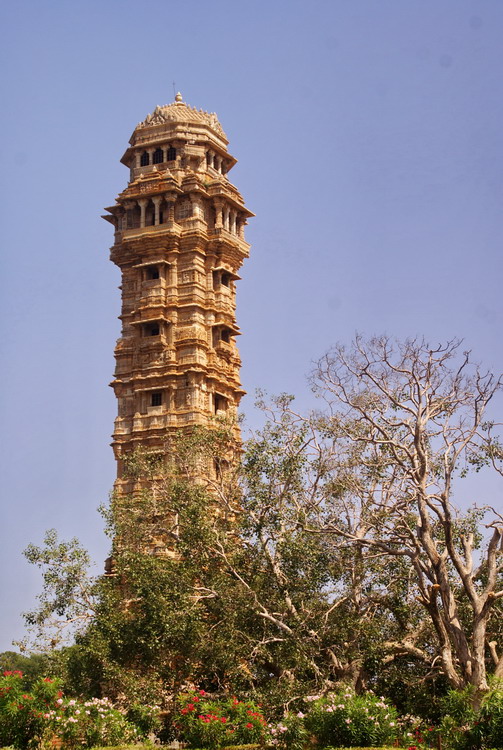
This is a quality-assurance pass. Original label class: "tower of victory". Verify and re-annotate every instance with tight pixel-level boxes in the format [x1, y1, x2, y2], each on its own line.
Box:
[103, 93, 253, 496]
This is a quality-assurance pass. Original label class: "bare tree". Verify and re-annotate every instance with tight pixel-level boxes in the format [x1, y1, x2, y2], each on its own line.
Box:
[308, 336, 503, 699]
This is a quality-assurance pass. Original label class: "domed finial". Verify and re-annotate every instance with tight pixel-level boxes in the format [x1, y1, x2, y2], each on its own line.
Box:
[175, 91, 183, 104]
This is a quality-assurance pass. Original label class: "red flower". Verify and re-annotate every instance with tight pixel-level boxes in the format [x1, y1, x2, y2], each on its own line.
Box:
[221, 717, 227, 723]
[245, 722, 253, 729]
[181, 708, 188, 715]
[43, 678, 53, 683]
[199, 689, 205, 695]
[188, 703, 195, 711]
[193, 696, 199, 702]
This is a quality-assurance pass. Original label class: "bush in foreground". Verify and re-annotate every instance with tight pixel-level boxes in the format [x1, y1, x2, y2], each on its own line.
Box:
[176, 692, 269, 749]
[303, 688, 399, 748]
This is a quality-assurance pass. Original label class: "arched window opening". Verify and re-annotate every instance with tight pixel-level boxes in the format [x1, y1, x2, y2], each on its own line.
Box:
[140, 151, 150, 167]
[167, 146, 177, 161]
[153, 148, 163, 164]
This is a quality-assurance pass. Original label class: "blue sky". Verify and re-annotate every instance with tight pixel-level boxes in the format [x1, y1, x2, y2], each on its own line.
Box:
[1, 0, 502, 651]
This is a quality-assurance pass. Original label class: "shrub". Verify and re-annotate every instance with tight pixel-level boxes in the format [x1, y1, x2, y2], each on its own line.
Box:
[44, 697, 141, 748]
[303, 687, 399, 748]
[439, 681, 503, 750]
[0, 670, 61, 748]
[176, 691, 269, 748]
[0, 670, 149, 749]
[477, 680, 503, 749]
[269, 710, 310, 750]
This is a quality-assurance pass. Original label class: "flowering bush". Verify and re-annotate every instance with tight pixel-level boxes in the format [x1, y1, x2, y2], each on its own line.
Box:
[269, 710, 310, 750]
[176, 691, 269, 748]
[0, 670, 151, 748]
[396, 713, 437, 749]
[303, 687, 399, 748]
[0, 670, 61, 748]
[44, 696, 141, 748]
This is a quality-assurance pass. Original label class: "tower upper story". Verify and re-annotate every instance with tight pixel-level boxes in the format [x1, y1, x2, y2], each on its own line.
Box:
[104, 95, 253, 475]
[122, 92, 235, 182]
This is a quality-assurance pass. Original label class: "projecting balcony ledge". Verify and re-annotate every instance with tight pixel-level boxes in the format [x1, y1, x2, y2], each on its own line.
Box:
[119, 223, 182, 240]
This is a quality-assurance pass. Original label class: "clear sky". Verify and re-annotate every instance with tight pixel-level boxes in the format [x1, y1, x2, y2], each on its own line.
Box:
[1, 0, 502, 651]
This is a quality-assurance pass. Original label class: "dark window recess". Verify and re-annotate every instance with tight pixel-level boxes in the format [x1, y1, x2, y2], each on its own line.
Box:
[221, 273, 230, 287]
[146, 266, 160, 280]
[146, 206, 155, 226]
[214, 394, 226, 413]
[159, 210, 164, 224]
[140, 151, 149, 167]
[221, 328, 230, 343]
[153, 148, 163, 164]
[145, 322, 160, 336]
[167, 146, 177, 161]
[151, 392, 162, 407]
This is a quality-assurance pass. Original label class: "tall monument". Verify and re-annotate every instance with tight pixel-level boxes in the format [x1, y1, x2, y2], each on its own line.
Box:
[104, 94, 252, 495]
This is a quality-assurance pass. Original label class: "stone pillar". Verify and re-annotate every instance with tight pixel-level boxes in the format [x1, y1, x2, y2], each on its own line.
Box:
[138, 199, 148, 228]
[223, 205, 230, 231]
[165, 193, 176, 223]
[135, 152, 142, 169]
[152, 196, 162, 226]
[230, 209, 237, 234]
[191, 193, 204, 219]
[215, 200, 223, 229]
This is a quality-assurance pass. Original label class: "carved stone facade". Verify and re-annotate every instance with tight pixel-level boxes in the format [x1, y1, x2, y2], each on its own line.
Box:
[104, 94, 252, 495]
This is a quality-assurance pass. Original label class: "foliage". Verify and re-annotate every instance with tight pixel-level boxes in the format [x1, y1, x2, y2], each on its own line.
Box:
[20, 337, 503, 715]
[0, 670, 152, 749]
[438, 680, 503, 749]
[175, 691, 269, 748]
[269, 709, 310, 750]
[0, 653, 54, 690]
[20, 530, 97, 651]
[303, 687, 399, 748]
[43, 696, 142, 749]
[0, 670, 61, 748]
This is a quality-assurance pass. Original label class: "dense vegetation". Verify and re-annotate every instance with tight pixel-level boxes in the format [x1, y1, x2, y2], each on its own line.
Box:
[4, 338, 502, 748]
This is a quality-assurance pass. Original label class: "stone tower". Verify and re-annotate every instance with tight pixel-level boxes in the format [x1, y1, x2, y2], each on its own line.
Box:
[104, 94, 252, 492]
